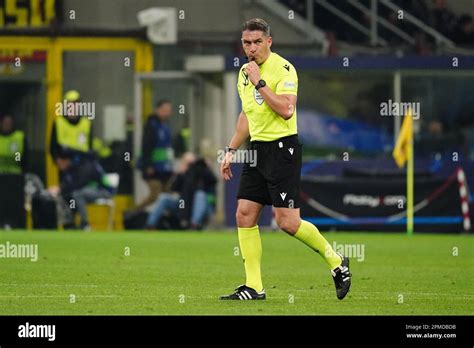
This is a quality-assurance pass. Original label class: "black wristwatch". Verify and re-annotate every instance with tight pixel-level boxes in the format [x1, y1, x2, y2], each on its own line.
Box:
[255, 79, 266, 90]
[225, 146, 237, 154]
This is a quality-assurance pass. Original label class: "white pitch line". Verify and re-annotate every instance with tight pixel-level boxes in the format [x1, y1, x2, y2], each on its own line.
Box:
[0, 295, 117, 298]
[0, 285, 472, 300]
[249, 289, 474, 299]
[0, 283, 99, 288]
[0, 293, 472, 300]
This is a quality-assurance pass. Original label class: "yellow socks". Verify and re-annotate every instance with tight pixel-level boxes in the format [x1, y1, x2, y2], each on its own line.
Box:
[238, 225, 263, 292]
[294, 220, 342, 270]
[237, 221, 339, 291]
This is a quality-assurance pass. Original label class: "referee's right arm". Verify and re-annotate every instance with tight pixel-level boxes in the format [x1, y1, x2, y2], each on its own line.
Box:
[229, 111, 249, 150]
[220, 111, 249, 181]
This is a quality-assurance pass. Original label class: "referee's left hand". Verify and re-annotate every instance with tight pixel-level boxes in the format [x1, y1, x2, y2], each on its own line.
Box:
[245, 61, 261, 86]
[220, 152, 234, 181]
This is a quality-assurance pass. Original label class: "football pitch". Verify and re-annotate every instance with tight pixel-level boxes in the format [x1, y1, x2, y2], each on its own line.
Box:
[0, 230, 472, 315]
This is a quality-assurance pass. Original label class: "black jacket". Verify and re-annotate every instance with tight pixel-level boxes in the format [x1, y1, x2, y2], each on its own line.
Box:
[170, 159, 217, 221]
[60, 159, 109, 197]
[141, 116, 172, 170]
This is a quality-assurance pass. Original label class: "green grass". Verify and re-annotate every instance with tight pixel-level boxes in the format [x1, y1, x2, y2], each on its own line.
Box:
[0, 230, 472, 315]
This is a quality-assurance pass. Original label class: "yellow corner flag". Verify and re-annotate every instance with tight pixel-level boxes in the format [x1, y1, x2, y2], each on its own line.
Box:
[392, 108, 413, 168]
[392, 108, 414, 235]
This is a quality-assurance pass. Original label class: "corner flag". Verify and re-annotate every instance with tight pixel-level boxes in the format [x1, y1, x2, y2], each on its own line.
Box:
[392, 108, 413, 168]
[392, 108, 414, 235]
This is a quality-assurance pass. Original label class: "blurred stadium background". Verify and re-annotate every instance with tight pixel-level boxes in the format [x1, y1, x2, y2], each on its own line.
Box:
[0, 0, 473, 234]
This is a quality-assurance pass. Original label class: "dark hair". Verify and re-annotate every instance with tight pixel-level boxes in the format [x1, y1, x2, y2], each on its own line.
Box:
[0, 114, 13, 122]
[458, 14, 472, 26]
[242, 18, 270, 36]
[156, 99, 172, 108]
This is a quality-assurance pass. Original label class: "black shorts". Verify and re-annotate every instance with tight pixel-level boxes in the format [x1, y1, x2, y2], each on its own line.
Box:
[237, 134, 302, 208]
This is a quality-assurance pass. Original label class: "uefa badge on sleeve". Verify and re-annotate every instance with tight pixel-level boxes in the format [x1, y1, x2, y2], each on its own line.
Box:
[254, 88, 264, 105]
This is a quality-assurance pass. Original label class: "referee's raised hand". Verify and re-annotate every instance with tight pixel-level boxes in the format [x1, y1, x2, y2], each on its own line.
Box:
[244, 61, 261, 86]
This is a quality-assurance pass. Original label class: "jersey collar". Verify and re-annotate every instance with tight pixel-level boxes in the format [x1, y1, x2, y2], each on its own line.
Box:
[259, 52, 275, 71]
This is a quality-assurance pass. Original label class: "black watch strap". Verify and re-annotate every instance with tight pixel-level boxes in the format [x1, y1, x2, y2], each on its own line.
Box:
[255, 79, 266, 90]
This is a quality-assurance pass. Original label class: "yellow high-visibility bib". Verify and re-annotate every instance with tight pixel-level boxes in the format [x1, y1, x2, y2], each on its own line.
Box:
[0, 130, 24, 174]
[55, 117, 91, 153]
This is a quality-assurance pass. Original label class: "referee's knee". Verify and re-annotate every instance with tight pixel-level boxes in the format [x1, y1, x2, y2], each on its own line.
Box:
[275, 216, 299, 235]
[236, 208, 256, 228]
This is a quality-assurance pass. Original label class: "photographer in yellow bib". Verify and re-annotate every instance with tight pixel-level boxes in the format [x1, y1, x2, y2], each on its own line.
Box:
[0, 114, 27, 175]
[0, 114, 28, 229]
[50, 90, 93, 166]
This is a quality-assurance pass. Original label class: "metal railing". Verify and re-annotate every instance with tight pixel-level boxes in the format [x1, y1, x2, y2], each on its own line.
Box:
[314, 0, 387, 46]
[379, 0, 455, 47]
[255, 0, 328, 46]
[281, 0, 457, 49]
[347, 0, 416, 45]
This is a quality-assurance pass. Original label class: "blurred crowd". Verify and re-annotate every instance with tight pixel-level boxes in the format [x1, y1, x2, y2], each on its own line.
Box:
[123, 99, 217, 232]
[0, 93, 217, 231]
[282, 0, 474, 52]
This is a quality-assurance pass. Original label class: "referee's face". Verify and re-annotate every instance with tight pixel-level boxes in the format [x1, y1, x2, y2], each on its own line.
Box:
[241, 30, 272, 65]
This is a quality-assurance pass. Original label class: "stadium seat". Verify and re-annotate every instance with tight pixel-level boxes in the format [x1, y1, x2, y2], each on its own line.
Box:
[89, 173, 120, 230]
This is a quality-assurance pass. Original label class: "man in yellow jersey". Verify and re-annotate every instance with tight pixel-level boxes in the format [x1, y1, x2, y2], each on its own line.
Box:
[219, 18, 351, 301]
[50, 90, 93, 165]
[0, 114, 27, 175]
[0, 114, 28, 229]
[49, 90, 94, 229]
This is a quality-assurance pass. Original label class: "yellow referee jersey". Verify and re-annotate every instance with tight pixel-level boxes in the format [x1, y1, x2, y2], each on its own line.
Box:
[237, 52, 298, 142]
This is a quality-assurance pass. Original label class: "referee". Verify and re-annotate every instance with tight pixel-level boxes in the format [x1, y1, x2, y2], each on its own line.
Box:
[220, 18, 351, 301]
